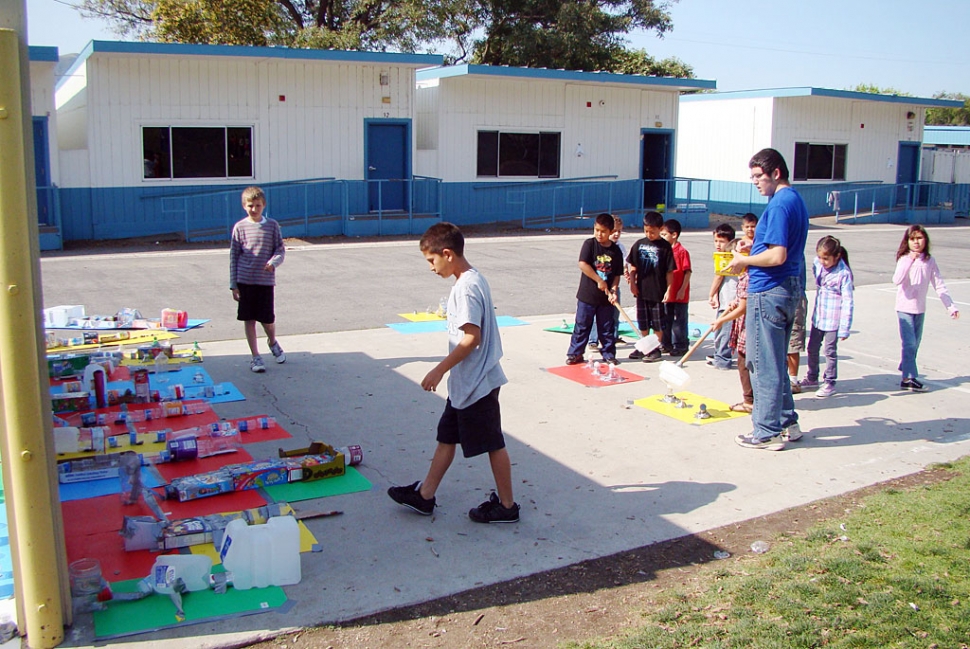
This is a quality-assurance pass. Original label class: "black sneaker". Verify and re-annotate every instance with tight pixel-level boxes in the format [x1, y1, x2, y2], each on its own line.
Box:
[642, 348, 663, 363]
[660, 346, 673, 355]
[603, 356, 620, 365]
[628, 349, 645, 360]
[388, 481, 435, 515]
[468, 492, 520, 524]
[565, 354, 585, 365]
[901, 378, 928, 392]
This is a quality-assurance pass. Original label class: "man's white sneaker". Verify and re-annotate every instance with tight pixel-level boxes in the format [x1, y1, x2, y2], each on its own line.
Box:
[781, 422, 803, 442]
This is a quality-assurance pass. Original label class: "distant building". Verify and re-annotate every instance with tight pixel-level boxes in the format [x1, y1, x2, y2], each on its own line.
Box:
[676, 87, 962, 216]
[53, 40, 441, 242]
[414, 64, 714, 227]
[921, 126, 970, 184]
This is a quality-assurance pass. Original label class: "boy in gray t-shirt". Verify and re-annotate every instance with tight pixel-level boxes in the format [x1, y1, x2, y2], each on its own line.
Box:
[388, 223, 520, 524]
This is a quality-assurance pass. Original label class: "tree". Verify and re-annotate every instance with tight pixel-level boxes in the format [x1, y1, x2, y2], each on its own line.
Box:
[78, 0, 478, 53]
[471, 0, 679, 73]
[848, 83, 912, 97]
[925, 92, 970, 126]
[77, 0, 692, 77]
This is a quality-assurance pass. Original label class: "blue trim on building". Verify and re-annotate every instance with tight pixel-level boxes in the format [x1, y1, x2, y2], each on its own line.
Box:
[924, 126, 970, 147]
[680, 87, 962, 109]
[28, 46, 59, 62]
[57, 40, 442, 90]
[417, 64, 715, 91]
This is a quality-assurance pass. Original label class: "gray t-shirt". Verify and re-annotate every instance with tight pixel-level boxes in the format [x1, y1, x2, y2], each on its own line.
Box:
[446, 268, 507, 409]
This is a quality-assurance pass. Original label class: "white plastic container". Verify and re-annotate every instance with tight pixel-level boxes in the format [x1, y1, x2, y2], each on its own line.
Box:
[151, 554, 213, 593]
[219, 516, 301, 590]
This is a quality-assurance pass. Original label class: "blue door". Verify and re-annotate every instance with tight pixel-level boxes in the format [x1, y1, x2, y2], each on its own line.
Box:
[33, 116, 52, 225]
[365, 121, 410, 212]
[896, 141, 922, 206]
[641, 130, 673, 211]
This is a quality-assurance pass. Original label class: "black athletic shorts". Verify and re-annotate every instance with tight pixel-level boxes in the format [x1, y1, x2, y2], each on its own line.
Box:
[236, 283, 275, 324]
[436, 387, 505, 458]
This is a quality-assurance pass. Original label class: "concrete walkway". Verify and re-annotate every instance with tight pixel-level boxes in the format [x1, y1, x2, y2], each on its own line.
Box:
[34, 223, 970, 647]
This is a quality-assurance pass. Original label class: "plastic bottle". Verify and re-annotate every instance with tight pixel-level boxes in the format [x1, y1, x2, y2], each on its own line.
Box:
[219, 516, 301, 590]
[154, 352, 169, 382]
[336, 444, 364, 466]
[150, 554, 213, 593]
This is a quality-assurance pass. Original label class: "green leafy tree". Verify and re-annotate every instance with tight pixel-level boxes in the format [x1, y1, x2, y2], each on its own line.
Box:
[925, 92, 970, 126]
[849, 83, 912, 97]
[77, 0, 692, 77]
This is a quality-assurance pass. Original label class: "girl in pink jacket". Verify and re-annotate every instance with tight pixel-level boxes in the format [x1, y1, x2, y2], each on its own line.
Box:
[893, 225, 960, 392]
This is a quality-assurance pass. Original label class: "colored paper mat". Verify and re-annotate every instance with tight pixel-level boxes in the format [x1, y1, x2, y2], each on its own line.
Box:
[545, 363, 644, 387]
[0, 466, 11, 599]
[263, 467, 371, 503]
[65, 530, 158, 584]
[387, 315, 528, 334]
[93, 578, 286, 639]
[226, 417, 293, 444]
[633, 391, 749, 425]
[398, 312, 445, 322]
[542, 321, 637, 337]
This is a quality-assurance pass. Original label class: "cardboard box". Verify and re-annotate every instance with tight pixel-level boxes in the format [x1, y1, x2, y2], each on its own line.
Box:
[228, 459, 296, 491]
[160, 518, 215, 550]
[43, 304, 85, 328]
[48, 353, 92, 379]
[297, 448, 346, 481]
[713, 251, 741, 277]
[166, 470, 234, 502]
[51, 391, 92, 414]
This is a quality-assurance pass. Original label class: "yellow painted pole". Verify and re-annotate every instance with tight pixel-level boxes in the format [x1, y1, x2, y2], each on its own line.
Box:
[0, 1, 70, 645]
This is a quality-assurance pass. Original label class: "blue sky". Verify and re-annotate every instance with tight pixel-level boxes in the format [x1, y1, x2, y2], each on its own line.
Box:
[26, 0, 970, 98]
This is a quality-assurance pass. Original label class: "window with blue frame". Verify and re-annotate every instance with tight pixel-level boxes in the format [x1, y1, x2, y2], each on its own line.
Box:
[793, 142, 846, 181]
[477, 131, 561, 178]
[143, 126, 253, 180]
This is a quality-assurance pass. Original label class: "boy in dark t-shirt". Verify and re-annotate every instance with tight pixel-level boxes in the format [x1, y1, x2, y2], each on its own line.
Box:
[627, 211, 676, 362]
[565, 213, 623, 366]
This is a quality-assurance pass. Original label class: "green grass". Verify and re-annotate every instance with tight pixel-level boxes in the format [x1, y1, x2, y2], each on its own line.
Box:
[564, 459, 970, 649]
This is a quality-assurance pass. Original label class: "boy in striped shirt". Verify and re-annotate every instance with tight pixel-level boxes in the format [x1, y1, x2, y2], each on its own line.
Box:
[229, 186, 286, 373]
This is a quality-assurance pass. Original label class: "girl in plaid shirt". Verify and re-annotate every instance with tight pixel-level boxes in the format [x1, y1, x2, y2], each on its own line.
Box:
[711, 239, 754, 413]
[800, 236, 854, 398]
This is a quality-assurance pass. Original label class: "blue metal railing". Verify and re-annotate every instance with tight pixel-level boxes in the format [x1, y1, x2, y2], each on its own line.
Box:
[831, 181, 962, 224]
[143, 176, 442, 241]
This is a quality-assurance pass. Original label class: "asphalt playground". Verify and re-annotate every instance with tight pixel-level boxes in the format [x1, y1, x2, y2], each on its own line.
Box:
[34, 219, 970, 648]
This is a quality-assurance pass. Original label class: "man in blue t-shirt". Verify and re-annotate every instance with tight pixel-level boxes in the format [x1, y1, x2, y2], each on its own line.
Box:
[726, 148, 809, 451]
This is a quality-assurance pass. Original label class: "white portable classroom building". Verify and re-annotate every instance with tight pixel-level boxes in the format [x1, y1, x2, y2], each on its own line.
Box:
[414, 64, 715, 228]
[53, 41, 442, 242]
[675, 87, 963, 217]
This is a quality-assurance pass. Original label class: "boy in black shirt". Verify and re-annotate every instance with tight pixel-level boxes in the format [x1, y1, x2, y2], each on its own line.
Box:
[627, 211, 676, 362]
[565, 213, 623, 365]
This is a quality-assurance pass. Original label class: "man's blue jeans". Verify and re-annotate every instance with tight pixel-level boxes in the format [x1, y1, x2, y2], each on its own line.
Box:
[896, 311, 924, 379]
[746, 276, 800, 441]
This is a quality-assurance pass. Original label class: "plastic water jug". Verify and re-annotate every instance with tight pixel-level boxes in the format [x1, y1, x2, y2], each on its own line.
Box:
[150, 554, 213, 593]
[219, 516, 301, 590]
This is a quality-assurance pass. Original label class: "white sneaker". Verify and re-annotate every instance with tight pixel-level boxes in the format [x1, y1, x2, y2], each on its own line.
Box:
[815, 383, 836, 398]
[268, 339, 286, 364]
[781, 422, 803, 442]
[250, 355, 266, 373]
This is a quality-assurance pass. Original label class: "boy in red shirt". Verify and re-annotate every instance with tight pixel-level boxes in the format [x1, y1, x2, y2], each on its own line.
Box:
[661, 219, 692, 356]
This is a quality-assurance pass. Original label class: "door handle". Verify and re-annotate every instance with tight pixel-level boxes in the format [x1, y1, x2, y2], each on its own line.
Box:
[368, 166, 377, 171]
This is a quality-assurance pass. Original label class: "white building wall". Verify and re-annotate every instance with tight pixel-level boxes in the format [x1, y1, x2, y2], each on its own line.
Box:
[772, 97, 923, 184]
[425, 76, 682, 182]
[676, 97, 774, 181]
[71, 53, 416, 188]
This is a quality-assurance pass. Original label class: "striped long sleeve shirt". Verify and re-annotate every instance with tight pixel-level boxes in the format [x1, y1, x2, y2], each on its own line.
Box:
[229, 217, 285, 289]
